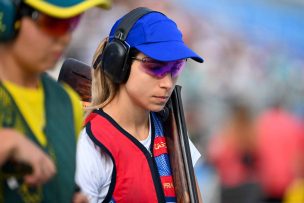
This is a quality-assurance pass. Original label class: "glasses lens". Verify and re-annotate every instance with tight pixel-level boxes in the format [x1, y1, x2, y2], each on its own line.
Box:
[140, 58, 186, 78]
[36, 13, 81, 37]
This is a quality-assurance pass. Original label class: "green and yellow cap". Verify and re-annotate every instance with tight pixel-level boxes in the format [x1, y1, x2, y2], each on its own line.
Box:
[24, 0, 111, 18]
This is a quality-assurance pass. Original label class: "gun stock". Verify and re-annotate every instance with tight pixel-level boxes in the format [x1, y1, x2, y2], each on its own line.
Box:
[163, 86, 199, 203]
[58, 58, 92, 103]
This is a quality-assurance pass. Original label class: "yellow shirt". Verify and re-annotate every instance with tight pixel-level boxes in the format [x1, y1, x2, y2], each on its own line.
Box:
[284, 179, 304, 203]
[2, 80, 83, 147]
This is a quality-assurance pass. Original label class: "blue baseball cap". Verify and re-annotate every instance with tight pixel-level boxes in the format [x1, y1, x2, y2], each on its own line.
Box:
[109, 11, 204, 63]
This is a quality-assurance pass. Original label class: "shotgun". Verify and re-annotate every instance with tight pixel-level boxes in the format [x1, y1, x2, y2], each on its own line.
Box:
[163, 86, 199, 203]
[58, 58, 200, 202]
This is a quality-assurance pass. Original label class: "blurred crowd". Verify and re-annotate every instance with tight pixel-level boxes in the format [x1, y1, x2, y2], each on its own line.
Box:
[55, 0, 304, 202]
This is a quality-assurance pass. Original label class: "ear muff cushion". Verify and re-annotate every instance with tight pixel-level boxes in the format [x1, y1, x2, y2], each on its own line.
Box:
[102, 39, 130, 83]
[0, 0, 16, 42]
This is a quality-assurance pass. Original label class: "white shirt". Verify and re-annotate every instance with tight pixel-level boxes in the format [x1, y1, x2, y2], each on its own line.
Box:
[76, 119, 201, 203]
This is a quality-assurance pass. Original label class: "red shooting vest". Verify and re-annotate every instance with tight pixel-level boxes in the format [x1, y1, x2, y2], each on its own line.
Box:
[85, 109, 166, 203]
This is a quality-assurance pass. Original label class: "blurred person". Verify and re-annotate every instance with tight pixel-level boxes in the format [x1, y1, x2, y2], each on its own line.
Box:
[207, 100, 261, 203]
[0, 0, 110, 202]
[255, 102, 303, 203]
[75, 7, 204, 203]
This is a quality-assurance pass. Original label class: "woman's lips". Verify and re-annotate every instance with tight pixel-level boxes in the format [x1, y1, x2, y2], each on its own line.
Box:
[153, 96, 169, 104]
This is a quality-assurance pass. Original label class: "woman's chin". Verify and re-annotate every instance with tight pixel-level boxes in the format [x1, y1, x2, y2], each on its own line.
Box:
[148, 104, 166, 112]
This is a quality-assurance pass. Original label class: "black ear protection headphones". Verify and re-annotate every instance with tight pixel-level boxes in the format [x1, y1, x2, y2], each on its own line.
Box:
[93, 7, 155, 84]
[0, 0, 24, 42]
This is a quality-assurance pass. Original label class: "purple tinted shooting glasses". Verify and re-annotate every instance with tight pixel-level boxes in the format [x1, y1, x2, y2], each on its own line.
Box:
[132, 57, 186, 78]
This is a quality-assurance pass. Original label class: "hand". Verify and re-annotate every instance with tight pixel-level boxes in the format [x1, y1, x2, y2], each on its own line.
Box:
[0, 129, 56, 186]
[72, 192, 88, 203]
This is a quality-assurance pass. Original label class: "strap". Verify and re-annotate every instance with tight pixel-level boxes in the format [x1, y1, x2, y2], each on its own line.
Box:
[114, 7, 153, 41]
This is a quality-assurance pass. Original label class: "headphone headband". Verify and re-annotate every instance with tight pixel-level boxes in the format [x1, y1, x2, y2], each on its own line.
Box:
[113, 7, 153, 41]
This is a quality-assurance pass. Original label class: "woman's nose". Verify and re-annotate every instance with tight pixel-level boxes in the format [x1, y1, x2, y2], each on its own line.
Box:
[159, 73, 174, 89]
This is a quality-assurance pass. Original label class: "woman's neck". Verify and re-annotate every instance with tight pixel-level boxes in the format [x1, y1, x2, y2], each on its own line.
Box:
[0, 53, 40, 88]
[103, 91, 150, 141]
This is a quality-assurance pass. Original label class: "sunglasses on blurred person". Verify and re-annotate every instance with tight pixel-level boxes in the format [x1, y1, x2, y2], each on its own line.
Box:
[132, 57, 186, 79]
[20, 4, 81, 37]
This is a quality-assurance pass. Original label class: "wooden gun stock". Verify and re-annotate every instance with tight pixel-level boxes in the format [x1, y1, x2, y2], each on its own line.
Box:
[163, 86, 199, 203]
[58, 58, 92, 103]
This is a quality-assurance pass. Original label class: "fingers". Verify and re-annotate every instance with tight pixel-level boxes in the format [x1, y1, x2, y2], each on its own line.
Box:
[72, 192, 89, 203]
[9, 132, 57, 186]
[24, 156, 56, 186]
[24, 170, 42, 186]
[43, 156, 56, 179]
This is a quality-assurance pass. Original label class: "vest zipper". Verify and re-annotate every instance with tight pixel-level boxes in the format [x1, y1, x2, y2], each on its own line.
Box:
[146, 151, 166, 203]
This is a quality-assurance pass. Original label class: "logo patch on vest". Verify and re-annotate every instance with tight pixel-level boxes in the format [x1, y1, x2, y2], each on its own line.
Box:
[161, 176, 176, 197]
[153, 136, 167, 156]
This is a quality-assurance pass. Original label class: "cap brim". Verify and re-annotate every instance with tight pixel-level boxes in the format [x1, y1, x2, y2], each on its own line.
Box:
[25, 0, 111, 18]
[135, 41, 204, 63]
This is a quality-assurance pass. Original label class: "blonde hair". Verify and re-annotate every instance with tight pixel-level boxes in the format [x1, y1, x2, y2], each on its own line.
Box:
[85, 37, 119, 116]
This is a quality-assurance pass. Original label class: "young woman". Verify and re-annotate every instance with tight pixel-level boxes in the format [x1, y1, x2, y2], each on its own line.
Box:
[76, 8, 204, 203]
[0, 0, 110, 202]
